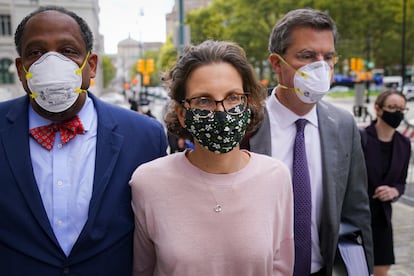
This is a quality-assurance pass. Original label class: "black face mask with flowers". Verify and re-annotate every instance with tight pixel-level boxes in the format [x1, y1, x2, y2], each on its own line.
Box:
[381, 110, 404, 129]
[184, 108, 251, 154]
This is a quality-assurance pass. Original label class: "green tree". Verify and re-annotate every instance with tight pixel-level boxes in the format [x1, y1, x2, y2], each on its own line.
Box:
[183, 0, 414, 80]
[101, 55, 115, 88]
[159, 34, 178, 72]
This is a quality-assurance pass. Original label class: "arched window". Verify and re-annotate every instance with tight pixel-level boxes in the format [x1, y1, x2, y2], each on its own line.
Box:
[0, 58, 14, 84]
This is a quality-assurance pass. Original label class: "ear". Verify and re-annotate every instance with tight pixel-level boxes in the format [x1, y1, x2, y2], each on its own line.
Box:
[269, 54, 282, 74]
[374, 104, 382, 116]
[175, 103, 187, 128]
[87, 53, 98, 78]
[15, 57, 24, 82]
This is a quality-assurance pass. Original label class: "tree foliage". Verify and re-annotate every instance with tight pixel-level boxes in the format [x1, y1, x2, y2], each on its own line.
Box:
[184, 0, 414, 79]
[101, 55, 115, 88]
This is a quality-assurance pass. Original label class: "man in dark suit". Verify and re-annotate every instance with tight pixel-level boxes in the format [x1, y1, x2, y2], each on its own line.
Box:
[0, 6, 167, 275]
[243, 8, 373, 275]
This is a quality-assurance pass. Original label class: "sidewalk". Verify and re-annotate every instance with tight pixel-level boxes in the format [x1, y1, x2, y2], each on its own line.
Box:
[389, 201, 414, 275]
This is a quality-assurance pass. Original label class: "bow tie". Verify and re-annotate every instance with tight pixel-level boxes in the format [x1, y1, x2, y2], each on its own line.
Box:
[29, 115, 85, 151]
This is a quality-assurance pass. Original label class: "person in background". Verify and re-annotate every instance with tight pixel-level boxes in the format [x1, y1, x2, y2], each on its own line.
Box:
[360, 90, 411, 276]
[0, 6, 167, 275]
[242, 8, 373, 275]
[130, 40, 294, 276]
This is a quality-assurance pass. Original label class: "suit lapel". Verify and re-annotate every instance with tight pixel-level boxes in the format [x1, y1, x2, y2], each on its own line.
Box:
[75, 94, 124, 244]
[317, 102, 341, 248]
[250, 108, 272, 155]
[1, 97, 57, 243]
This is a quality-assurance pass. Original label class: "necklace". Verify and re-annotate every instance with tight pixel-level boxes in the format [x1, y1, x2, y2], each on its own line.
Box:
[191, 151, 245, 213]
[203, 175, 236, 213]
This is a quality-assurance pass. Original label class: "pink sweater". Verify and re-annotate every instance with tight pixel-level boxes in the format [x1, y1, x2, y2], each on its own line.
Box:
[130, 151, 294, 276]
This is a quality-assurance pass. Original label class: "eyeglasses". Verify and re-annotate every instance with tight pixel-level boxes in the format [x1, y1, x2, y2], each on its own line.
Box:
[182, 93, 249, 118]
[295, 51, 339, 66]
[382, 104, 409, 114]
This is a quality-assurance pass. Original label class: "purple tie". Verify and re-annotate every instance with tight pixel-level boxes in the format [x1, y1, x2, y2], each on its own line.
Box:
[293, 119, 312, 276]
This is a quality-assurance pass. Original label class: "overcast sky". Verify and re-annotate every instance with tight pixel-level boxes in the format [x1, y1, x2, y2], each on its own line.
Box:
[99, 0, 174, 54]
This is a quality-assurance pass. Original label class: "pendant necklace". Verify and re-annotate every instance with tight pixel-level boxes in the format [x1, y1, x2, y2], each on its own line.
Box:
[204, 176, 236, 213]
[198, 156, 243, 214]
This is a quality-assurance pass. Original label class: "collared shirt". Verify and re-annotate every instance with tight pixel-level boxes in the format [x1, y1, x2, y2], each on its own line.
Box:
[266, 90, 324, 273]
[29, 95, 97, 256]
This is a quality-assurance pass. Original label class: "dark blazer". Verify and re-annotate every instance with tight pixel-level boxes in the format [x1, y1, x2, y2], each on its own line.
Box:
[363, 122, 411, 226]
[0, 93, 167, 275]
[243, 98, 374, 275]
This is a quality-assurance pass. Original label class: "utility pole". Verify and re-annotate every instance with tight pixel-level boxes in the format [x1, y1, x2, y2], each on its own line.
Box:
[401, 0, 407, 89]
[178, 0, 185, 56]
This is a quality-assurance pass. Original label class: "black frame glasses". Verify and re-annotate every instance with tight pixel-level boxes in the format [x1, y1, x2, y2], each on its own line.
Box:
[182, 93, 249, 118]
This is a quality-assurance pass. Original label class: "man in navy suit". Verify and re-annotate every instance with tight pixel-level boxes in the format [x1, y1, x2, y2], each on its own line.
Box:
[0, 6, 167, 275]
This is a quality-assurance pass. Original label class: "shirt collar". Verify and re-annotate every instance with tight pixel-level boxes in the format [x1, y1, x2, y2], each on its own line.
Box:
[29, 93, 94, 131]
[267, 88, 318, 129]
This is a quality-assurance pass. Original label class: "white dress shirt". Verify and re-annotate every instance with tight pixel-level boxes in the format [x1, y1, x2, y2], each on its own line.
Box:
[266, 90, 324, 273]
[29, 95, 97, 256]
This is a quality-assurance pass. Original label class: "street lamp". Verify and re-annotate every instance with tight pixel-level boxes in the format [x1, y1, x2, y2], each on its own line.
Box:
[401, 0, 407, 89]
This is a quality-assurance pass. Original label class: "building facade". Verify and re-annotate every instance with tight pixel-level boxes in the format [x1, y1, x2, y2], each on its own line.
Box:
[0, 0, 103, 100]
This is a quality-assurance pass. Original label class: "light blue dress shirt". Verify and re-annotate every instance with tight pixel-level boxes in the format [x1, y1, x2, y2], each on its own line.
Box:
[29, 95, 97, 256]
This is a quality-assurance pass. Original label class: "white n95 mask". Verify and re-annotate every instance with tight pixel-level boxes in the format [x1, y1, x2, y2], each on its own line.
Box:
[23, 51, 89, 113]
[292, 61, 332, 103]
[276, 54, 332, 104]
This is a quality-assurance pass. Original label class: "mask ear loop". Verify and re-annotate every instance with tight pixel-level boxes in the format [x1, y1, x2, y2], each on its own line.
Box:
[272, 53, 308, 96]
[74, 51, 91, 93]
[22, 65, 37, 99]
[272, 53, 310, 79]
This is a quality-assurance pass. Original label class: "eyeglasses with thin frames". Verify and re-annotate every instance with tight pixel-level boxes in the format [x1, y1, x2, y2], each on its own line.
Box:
[382, 104, 409, 114]
[182, 93, 249, 118]
[294, 50, 339, 66]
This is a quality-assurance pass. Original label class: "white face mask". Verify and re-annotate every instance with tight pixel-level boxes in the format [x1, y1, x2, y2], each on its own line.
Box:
[276, 54, 332, 104]
[23, 51, 89, 113]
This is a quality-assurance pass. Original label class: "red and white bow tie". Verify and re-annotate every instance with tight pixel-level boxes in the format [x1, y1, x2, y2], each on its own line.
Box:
[29, 115, 85, 151]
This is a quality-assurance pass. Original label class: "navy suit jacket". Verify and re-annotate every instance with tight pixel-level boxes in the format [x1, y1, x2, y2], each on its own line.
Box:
[0, 93, 167, 275]
[363, 122, 411, 226]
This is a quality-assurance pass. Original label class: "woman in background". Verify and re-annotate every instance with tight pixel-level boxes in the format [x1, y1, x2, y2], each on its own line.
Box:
[361, 90, 411, 276]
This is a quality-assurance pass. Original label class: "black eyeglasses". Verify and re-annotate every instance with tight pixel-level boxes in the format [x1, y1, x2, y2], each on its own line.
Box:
[182, 93, 249, 118]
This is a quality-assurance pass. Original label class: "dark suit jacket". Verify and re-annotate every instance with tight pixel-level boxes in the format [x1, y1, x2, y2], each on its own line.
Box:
[0, 93, 167, 275]
[363, 122, 411, 226]
[243, 98, 374, 275]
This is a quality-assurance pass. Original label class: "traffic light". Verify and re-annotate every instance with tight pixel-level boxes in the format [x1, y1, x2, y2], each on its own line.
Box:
[356, 58, 364, 71]
[137, 59, 145, 73]
[350, 57, 364, 71]
[146, 59, 154, 74]
[350, 58, 356, 71]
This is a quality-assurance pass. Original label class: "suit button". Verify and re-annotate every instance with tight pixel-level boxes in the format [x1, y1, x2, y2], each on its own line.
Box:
[63, 267, 70, 275]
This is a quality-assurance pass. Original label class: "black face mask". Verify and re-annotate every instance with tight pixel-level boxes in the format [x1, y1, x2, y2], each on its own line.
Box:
[381, 110, 404, 129]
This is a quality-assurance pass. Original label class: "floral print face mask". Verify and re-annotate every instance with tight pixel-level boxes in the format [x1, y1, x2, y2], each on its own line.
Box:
[184, 108, 251, 154]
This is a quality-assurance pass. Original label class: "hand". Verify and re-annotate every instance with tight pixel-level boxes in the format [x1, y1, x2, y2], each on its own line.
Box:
[372, 185, 399, 202]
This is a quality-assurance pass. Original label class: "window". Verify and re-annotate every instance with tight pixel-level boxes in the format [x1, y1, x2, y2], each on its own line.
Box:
[0, 59, 14, 84]
[0, 14, 11, 36]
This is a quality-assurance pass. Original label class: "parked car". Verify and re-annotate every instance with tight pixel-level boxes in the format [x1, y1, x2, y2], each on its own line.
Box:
[402, 83, 414, 101]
